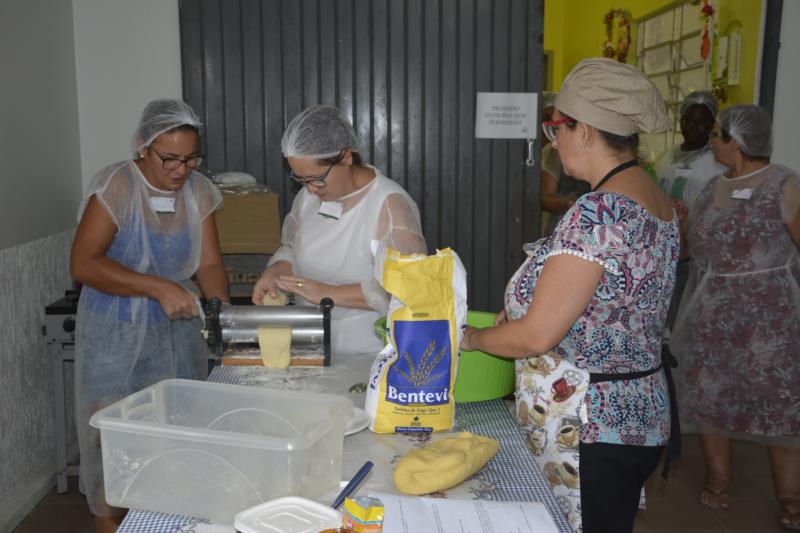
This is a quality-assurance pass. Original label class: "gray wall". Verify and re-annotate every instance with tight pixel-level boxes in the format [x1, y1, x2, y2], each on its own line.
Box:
[0, 2, 82, 530]
[0, 1, 182, 530]
[72, 0, 183, 191]
[0, 231, 74, 533]
[0, 0, 83, 250]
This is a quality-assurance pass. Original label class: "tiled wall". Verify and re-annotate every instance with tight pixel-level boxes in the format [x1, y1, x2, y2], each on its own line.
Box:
[0, 230, 74, 532]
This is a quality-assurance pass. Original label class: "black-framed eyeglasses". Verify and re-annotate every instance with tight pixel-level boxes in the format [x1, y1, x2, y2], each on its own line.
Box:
[287, 150, 346, 188]
[149, 147, 204, 171]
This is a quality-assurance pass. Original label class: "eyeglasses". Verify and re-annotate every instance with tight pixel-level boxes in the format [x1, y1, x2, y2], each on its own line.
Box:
[149, 147, 204, 170]
[708, 129, 729, 141]
[288, 163, 335, 189]
[287, 150, 345, 188]
[542, 118, 576, 143]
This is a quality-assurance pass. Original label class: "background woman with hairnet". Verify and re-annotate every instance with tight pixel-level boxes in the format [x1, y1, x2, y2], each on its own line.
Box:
[655, 91, 727, 215]
[70, 98, 229, 532]
[670, 105, 800, 529]
[252, 105, 426, 355]
[654, 91, 727, 330]
[461, 58, 679, 532]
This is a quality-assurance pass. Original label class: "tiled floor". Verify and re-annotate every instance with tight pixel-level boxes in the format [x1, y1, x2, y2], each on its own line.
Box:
[14, 477, 95, 533]
[635, 434, 786, 533]
[14, 435, 785, 533]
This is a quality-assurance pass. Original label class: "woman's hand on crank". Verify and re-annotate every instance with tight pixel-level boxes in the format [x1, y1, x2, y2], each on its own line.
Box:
[156, 280, 200, 319]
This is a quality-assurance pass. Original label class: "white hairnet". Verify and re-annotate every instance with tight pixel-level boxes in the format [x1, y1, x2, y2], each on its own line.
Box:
[132, 98, 202, 154]
[542, 92, 557, 109]
[718, 104, 773, 158]
[680, 91, 718, 118]
[281, 105, 358, 159]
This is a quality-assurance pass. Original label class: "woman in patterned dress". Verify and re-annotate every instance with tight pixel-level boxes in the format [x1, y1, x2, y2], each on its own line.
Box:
[461, 58, 679, 532]
[670, 105, 800, 530]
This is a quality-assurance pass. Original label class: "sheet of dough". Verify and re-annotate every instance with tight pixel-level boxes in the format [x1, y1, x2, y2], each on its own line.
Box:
[258, 292, 291, 368]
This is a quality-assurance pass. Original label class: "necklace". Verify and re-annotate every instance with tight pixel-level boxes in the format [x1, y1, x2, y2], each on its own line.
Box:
[592, 159, 638, 192]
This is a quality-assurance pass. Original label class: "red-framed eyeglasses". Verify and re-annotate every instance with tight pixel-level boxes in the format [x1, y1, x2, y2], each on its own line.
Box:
[542, 118, 576, 143]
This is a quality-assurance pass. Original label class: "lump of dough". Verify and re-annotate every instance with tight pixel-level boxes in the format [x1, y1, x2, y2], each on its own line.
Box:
[262, 292, 288, 306]
[393, 432, 499, 495]
[258, 291, 291, 368]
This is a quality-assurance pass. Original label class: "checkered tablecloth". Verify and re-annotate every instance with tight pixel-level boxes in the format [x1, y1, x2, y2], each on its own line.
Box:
[118, 365, 572, 533]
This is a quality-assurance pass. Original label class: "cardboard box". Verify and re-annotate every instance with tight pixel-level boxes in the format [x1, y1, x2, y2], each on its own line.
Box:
[215, 191, 282, 254]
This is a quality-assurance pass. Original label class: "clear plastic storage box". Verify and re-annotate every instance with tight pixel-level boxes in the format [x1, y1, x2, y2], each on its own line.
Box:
[90, 379, 352, 523]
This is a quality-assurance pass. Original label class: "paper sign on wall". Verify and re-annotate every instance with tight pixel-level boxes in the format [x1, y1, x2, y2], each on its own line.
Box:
[475, 92, 538, 139]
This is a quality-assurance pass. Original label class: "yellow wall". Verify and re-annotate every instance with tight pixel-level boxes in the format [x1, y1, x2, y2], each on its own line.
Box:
[544, 0, 763, 106]
[716, 0, 763, 105]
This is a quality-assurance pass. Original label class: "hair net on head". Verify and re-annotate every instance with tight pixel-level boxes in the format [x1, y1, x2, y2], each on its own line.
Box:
[556, 58, 669, 136]
[542, 92, 557, 109]
[131, 98, 202, 155]
[718, 104, 773, 158]
[680, 91, 718, 118]
[281, 105, 358, 159]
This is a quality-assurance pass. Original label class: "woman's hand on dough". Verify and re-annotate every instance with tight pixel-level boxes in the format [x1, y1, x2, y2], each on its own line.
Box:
[276, 275, 333, 305]
[252, 269, 280, 305]
[156, 280, 199, 319]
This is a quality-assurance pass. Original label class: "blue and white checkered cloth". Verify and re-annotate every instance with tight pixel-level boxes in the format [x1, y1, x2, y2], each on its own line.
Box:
[118, 368, 572, 533]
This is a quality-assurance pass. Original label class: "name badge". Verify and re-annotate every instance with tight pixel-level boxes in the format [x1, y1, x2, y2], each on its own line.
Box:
[150, 197, 176, 213]
[731, 188, 753, 200]
[318, 201, 343, 219]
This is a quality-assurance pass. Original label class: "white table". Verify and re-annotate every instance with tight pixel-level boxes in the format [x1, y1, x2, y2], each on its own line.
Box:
[117, 353, 573, 532]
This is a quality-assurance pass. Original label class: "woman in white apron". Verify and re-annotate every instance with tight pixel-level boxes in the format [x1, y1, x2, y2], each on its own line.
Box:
[252, 105, 426, 356]
[461, 59, 680, 533]
[670, 105, 800, 530]
[70, 99, 229, 533]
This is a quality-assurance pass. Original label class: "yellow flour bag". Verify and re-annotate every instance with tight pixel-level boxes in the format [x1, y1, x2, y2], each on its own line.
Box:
[365, 246, 467, 433]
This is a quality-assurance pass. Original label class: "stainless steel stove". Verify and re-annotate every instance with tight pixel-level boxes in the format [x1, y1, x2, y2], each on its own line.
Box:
[44, 289, 79, 494]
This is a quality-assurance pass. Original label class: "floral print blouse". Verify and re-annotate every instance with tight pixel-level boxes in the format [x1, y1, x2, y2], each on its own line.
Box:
[505, 192, 679, 446]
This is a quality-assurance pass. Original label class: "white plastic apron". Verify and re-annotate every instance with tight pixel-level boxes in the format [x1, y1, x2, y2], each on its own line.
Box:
[294, 182, 384, 356]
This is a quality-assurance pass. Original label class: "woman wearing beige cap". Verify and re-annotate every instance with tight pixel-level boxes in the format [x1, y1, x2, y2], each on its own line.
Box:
[462, 58, 679, 532]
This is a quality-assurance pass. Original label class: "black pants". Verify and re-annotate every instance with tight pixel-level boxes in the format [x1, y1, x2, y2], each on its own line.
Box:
[579, 442, 664, 533]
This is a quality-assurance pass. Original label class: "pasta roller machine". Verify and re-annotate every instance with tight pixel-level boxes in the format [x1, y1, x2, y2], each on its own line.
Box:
[203, 297, 334, 366]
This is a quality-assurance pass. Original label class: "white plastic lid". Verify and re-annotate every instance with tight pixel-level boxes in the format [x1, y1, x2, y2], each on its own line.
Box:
[234, 496, 343, 533]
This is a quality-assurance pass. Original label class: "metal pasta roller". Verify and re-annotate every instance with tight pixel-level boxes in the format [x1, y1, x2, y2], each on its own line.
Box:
[204, 297, 334, 366]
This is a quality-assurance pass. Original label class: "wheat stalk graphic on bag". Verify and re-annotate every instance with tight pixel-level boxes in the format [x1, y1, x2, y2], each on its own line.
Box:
[396, 339, 449, 387]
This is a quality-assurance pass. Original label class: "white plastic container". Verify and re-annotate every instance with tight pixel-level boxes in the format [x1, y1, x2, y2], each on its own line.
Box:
[234, 497, 343, 533]
[90, 379, 352, 523]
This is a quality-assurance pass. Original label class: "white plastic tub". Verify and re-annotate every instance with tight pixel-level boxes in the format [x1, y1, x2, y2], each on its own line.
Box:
[234, 496, 343, 533]
[90, 379, 352, 523]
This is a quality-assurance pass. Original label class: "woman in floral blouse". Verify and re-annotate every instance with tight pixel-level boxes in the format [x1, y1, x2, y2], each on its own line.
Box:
[461, 58, 679, 533]
[670, 105, 800, 530]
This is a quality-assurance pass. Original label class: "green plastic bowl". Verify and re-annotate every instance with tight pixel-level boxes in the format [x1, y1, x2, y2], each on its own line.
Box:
[373, 310, 515, 403]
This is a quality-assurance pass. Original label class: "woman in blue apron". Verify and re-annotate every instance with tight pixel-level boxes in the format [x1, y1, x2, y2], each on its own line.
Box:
[461, 59, 680, 533]
[70, 98, 229, 533]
